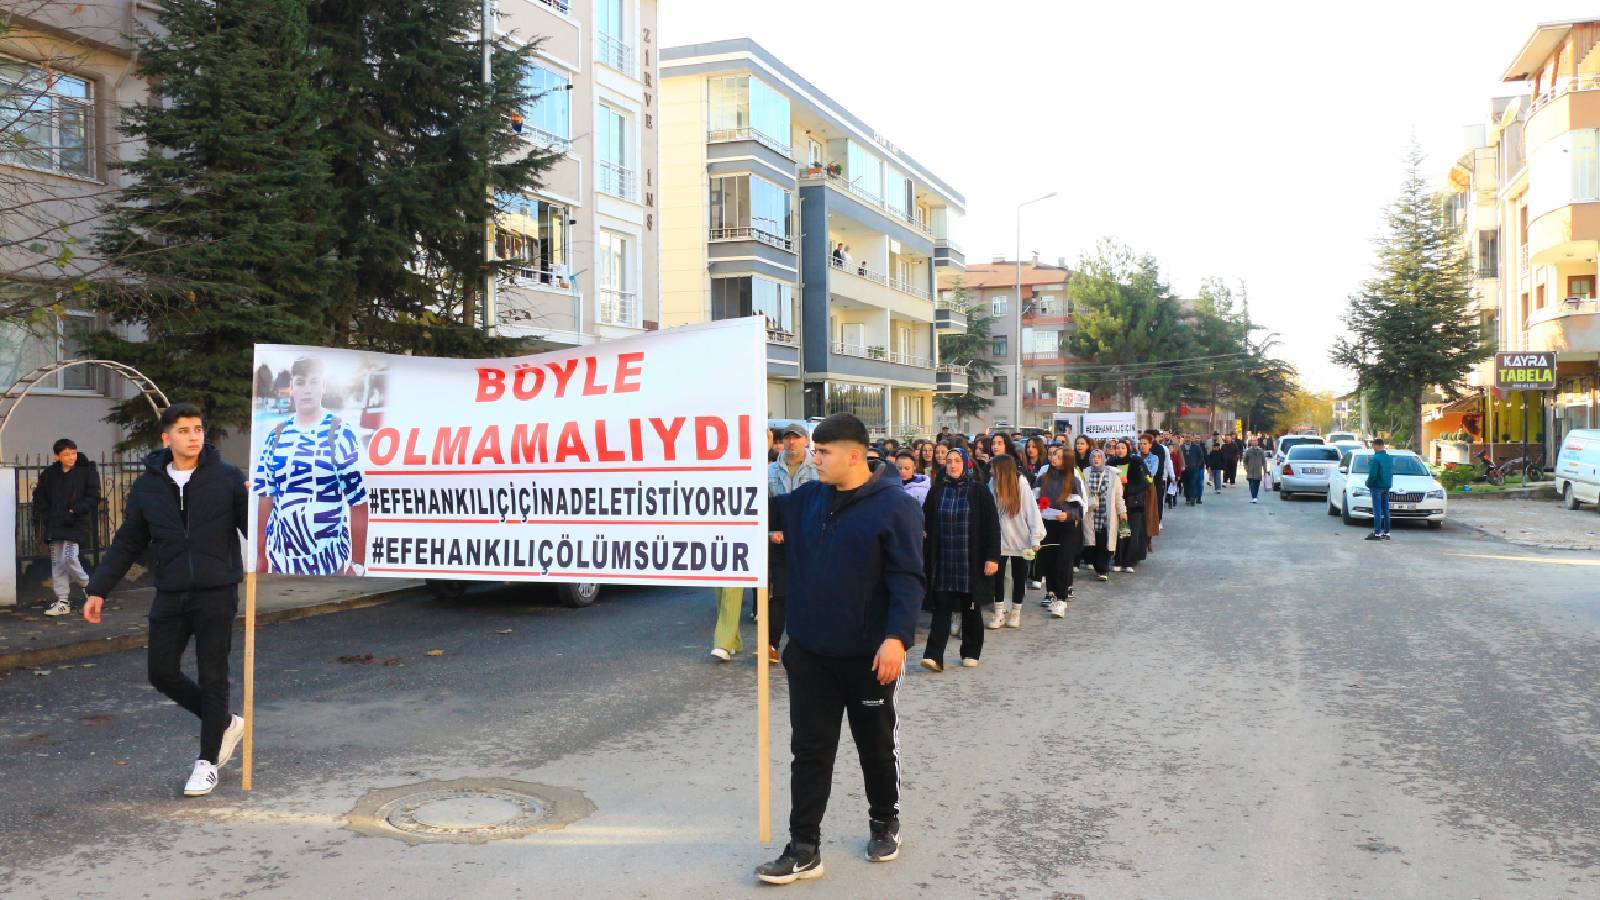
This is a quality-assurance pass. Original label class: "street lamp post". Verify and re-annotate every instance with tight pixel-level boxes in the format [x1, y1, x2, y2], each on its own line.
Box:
[1014, 192, 1058, 429]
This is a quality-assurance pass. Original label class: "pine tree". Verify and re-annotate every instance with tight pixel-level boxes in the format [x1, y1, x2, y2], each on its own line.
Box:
[933, 278, 998, 430]
[1331, 146, 1487, 450]
[308, 0, 559, 356]
[1066, 240, 1190, 411]
[88, 0, 337, 446]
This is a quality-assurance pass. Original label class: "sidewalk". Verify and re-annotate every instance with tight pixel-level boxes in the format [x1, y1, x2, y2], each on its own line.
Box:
[1449, 496, 1600, 552]
[0, 575, 423, 673]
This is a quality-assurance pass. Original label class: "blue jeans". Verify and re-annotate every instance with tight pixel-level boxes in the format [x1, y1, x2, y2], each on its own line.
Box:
[1371, 490, 1391, 535]
[1247, 478, 1261, 499]
[1210, 468, 1223, 492]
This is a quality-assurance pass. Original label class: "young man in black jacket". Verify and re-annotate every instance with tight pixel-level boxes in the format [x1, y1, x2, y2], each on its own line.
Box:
[756, 413, 924, 885]
[33, 437, 100, 617]
[84, 403, 250, 797]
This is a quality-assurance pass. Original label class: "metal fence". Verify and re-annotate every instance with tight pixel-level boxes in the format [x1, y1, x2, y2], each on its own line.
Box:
[13, 453, 146, 574]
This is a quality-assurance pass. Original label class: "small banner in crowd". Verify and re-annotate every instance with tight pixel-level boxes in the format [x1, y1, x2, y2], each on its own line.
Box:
[246, 318, 769, 588]
[1080, 411, 1138, 440]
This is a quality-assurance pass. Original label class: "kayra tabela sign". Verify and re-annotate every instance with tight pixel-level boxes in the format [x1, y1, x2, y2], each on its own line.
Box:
[246, 318, 769, 588]
[1493, 351, 1557, 391]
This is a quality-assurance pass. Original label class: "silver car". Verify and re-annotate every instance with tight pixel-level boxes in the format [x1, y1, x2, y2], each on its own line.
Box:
[1278, 445, 1342, 498]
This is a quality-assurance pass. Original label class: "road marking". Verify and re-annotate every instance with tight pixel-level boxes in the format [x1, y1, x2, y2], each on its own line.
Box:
[1445, 552, 1600, 567]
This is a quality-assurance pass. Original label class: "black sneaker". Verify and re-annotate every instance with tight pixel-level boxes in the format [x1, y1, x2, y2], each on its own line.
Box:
[1365, 533, 1382, 541]
[756, 843, 823, 884]
[1380, 533, 1392, 541]
[866, 819, 901, 862]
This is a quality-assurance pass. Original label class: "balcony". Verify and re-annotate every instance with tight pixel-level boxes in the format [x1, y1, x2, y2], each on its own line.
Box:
[935, 365, 968, 394]
[597, 288, 639, 328]
[828, 257, 930, 300]
[801, 170, 935, 239]
[1022, 349, 1073, 366]
[1525, 297, 1600, 354]
[707, 127, 791, 160]
[1022, 310, 1071, 327]
[934, 298, 968, 332]
[830, 341, 932, 370]
[595, 33, 633, 74]
[1530, 74, 1600, 116]
[710, 225, 793, 253]
[533, 0, 569, 13]
[934, 237, 965, 270]
[598, 161, 637, 201]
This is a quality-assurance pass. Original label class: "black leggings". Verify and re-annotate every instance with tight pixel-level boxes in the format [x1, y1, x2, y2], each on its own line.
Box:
[1042, 520, 1081, 596]
[992, 556, 1028, 606]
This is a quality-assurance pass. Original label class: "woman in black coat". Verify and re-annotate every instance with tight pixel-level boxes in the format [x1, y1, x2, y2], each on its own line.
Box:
[921, 448, 1001, 671]
[1114, 439, 1150, 572]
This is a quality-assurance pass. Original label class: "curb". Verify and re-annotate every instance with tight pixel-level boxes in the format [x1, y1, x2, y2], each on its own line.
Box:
[0, 583, 423, 674]
[1448, 487, 1558, 502]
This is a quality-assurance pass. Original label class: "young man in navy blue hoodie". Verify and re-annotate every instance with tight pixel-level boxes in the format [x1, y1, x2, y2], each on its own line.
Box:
[756, 413, 925, 885]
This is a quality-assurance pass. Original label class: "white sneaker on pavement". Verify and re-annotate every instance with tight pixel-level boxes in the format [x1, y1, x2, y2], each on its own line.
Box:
[987, 601, 1006, 630]
[216, 715, 245, 769]
[961, 658, 980, 668]
[44, 599, 71, 617]
[1049, 599, 1067, 618]
[184, 760, 218, 797]
[709, 648, 732, 662]
[1006, 604, 1022, 629]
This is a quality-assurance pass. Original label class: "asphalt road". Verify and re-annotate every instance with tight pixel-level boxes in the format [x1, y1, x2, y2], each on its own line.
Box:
[2, 482, 1598, 898]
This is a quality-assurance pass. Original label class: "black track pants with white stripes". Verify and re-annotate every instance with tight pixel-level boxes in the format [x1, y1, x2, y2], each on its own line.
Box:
[782, 643, 901, 846]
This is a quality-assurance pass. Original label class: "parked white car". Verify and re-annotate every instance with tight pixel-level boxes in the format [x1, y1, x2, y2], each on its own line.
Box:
[1278, 444, 1342, 498]
[1554, 428, 1600, 510]
[1271, 435, 1325, 491]
[1326, 431, 1360, 445]
[1327, 449, 1447, 528]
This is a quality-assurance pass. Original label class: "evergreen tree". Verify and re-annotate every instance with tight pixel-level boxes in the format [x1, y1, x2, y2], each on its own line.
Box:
[307, 0, 559, 356]
[1331, 146, 1487, 450]
[88, 0, 337, 446]
[1066, 240, 1190, 411]
[933, 278, 998, 430]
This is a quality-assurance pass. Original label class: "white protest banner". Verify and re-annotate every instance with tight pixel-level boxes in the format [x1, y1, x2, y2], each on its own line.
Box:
[1056, 388, 1090, 409]
[1081, 411, 1138, 440]
[246, 318, 769, 589]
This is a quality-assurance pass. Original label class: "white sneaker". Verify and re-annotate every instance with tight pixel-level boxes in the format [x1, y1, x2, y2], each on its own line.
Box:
[961, 658, 980, 668]
[1251, 498, 1258, 504]
[986, 601, 1006, 630]
[1049, 599, 1067, 618]
[44, 599, 71, 617]
[184, 760, 218, 797]
[1006, 604, 1022, 629]
[1028, 580, 1043, 590]
[216, 715, 245, 769]
[709, 648, 732, 662]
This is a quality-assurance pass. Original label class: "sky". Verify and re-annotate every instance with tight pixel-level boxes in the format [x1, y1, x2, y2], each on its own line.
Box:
[659, 0, 1594, 393]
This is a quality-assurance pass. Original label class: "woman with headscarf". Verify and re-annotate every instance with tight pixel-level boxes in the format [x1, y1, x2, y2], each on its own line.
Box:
[1080, 448, 1126, 581]
[921, 448, 1001, 671]
[1036, 445, 1084, 616]
[985, 454, 1045, 630]
[1115, 438, 1151, 573]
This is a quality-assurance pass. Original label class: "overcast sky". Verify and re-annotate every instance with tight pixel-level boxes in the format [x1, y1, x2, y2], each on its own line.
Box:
[660, 1, 1592, 392]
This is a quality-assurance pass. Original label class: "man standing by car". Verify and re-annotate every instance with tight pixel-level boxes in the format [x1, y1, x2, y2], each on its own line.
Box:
[755, 413, 923, 884]
[33, 438, 100, 617]
[1365, 437, 1394, 541]
[84, 403, 249, 798]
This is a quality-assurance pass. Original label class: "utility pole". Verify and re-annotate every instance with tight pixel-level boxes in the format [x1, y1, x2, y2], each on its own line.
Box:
[1014, 192, 1057, 428]
[479, 0, 497, 333]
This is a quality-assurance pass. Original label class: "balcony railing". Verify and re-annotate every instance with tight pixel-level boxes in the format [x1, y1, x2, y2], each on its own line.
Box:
[598, 288, 639, 327]
[595, 33, 633, 74]
[802, 171, 935, 238]
[831, 341, 932, 369]
[706, 127, 792, 159]
[766, 326, 799, 347]
[502, 266, 574, 291]
[887, 349, 933, 368]
[598, 160, 637, 201]
[829, 256, 930, 301]
[519, 125, 571, 152]
[1531, 74, 1600, 114]
[533, 0, 570, 12]
[709, 226, 794, 252]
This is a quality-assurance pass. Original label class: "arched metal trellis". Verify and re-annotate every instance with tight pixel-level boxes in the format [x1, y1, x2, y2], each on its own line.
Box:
[0, 360, 170, 458]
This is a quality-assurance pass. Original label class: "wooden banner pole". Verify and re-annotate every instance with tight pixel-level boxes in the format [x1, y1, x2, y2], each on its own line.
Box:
[242, 569, 257, 791]
[757, 583, 771, 843]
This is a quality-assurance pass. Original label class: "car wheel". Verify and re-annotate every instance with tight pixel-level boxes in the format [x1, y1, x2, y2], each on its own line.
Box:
[426, 579, 469, 601]
[1279, 489, 1291, 500]
[1340, 496, 1357, 527]
[1327, 497, 1339, 516]
[1562, 483, 1580, 510]
[557, 582, 600, 608]
[1427, 520, 1443, 529]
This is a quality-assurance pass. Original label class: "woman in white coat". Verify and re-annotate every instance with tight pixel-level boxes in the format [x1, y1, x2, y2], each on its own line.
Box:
[986, 454, 1046, 629]
[1080, 448, 1126, 582]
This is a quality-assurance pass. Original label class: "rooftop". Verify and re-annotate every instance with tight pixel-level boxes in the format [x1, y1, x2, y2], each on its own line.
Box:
[940, 261, 1071, 292]
[1500, 18, 1600, 82]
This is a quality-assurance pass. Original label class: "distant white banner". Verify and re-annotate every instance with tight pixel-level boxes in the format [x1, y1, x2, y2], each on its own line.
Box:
[1081, 412, 1138, 440]
[1055, 388, 1091, 409]
[246, 318, 769, 588]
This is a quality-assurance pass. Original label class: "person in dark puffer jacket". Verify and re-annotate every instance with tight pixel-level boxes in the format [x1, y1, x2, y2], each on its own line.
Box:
[85, 403, 250, 798]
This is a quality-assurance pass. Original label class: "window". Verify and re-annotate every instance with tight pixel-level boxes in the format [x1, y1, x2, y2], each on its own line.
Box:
[992, 375, 1008, 396]
[845, 141, 882, 203]
[808, 139, 822, 166]
[1537, 283, 1546, 310]
[822, 382, 885, 429]
[495, 194, 568, 284]
[1287, 447, 1341, 461]
[1, 56, 93, 178]
[886, 168, 910, 219]
[1476, 230, 1499, 277]
[991, 295, 1006, 316]
[521, 65, 570, 143]
[1569, 275, 1595, 300]
[991, 335, 1007, 358]
[711, 276, 795, 341]
[596, 106, 633, 199]
[597, 231, 635, 326]
[707, 75, 791, 156]
[0, 311, 102, 393]
[708, 174, 792, 247]
[595, 0, 631, 72]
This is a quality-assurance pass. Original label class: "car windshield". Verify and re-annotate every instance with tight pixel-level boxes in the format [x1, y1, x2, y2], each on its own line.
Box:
[1279, 438, 1322, 453]
[1288, 447, 1341, 461]
[1349, 454, 1430, 476]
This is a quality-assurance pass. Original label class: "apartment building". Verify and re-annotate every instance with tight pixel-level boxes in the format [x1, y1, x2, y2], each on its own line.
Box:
[658, 39, 966, 438]
[493, 0, 660, 349]
[1448, 18, 1600, 460]
[937, 257, 1074, 430]
[0, 2, 154, 459]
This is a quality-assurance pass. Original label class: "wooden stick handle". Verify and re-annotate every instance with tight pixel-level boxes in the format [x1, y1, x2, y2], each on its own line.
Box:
[242, 570, 257, 791]
[757, 585, 770, 843]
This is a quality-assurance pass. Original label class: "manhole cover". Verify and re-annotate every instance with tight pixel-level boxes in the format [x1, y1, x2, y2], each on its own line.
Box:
[347, 778, 594, 844]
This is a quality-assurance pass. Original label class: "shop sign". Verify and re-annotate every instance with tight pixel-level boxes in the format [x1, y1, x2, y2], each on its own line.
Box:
[1493, 352, 1556, 390]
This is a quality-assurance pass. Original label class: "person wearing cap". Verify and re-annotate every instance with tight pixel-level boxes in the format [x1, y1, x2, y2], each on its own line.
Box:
[735, 422, 819, 663]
